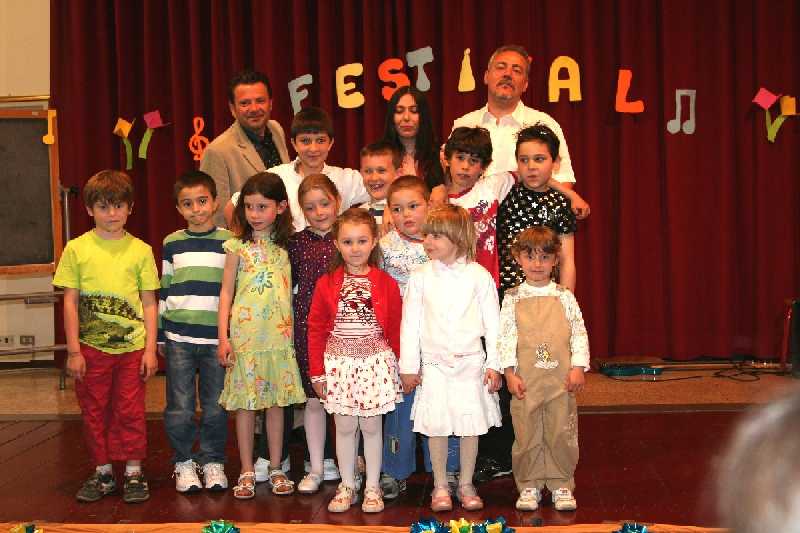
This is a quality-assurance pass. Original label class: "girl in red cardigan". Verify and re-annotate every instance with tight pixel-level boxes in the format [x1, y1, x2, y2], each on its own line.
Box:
[308, 208, 403, 514]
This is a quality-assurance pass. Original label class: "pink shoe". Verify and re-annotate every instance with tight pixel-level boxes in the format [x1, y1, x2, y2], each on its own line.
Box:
[430, 486, 453, 512]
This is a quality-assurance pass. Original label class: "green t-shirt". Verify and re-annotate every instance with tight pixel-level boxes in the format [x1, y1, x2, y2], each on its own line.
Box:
[53, 230, 160, 354]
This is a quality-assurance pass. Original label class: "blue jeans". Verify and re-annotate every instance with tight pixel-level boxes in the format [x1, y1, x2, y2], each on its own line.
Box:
[164, 340, 228, 465]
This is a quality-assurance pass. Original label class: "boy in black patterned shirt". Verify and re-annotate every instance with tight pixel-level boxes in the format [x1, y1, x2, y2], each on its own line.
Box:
[497, 124, 577, 298]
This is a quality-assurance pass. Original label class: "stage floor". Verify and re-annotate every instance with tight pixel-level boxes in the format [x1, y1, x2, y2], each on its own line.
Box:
[0, 367, 795, 528]
[0, 412, 735, 528]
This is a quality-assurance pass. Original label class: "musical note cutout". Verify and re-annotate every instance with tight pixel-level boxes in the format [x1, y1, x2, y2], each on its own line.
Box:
[188, 116, 209, 161]
[666, 89, 696, 135]
[113, 117, 135, 170]
[42, 109, 56, 145]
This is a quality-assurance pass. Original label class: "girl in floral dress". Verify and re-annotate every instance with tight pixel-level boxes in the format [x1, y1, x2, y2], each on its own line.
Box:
[217, 172, 306, 499]
[307, 208, 403, 513]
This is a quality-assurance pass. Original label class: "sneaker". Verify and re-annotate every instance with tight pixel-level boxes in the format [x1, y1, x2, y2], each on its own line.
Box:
[354, 471, 364, 492]
[446, 471, 459, 492]
[516, 487, 542, 511]
[305, 458, 342, 481]
[281, 456, 290, 473]
[473, 457, 512, 484]
[254, 457, 270, 483]
[361, 486, 384, 513]
[379, 473, 406, 500]
[174, 460, 202, 493]
[202, 463, 228, 492]
[122, 472, 150, 503]
[298, 472, 323, 494]
[328, 483, 359, 512]
[76, 471, 116, 502]
[254, 457, 288, 482]
[552, 487, 577, 511]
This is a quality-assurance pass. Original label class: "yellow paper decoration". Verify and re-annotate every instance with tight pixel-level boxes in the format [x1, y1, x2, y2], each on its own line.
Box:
[336, 63, 365, 109]
[458, 48, 476, 92]
[548, 55, 582, 102]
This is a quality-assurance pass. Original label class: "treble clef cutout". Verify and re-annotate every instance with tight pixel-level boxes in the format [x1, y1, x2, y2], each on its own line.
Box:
[188, 116, 209, 161]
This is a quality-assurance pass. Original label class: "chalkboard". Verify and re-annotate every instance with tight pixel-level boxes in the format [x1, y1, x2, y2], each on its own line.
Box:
[0, 109, 62, 274]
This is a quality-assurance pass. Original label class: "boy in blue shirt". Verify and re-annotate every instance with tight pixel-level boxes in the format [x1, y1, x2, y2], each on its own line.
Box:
[159, 170, 232, 492]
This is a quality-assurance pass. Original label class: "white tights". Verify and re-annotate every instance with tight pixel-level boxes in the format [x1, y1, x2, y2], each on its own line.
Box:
[304, 399, 327, 476]
[334, 414, 382, 489]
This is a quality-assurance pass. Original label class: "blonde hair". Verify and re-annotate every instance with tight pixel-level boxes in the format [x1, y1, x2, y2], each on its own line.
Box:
[421, 205, 476, 262]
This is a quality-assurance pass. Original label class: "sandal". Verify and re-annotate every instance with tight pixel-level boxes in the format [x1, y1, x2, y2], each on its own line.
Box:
[268, 469, 294, 495]
[430, 486, 453, 512]
[361, 485, 384, 513]
[233, 472, 256, 500]
[328, 482, 358, 512]
[456, 484, 484, 511]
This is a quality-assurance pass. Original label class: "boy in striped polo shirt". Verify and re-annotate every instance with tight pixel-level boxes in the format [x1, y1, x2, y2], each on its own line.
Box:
[159, 170, 232, 493]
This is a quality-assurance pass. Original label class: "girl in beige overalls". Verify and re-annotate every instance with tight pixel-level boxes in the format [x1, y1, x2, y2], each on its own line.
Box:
[497, 226, 590, 512]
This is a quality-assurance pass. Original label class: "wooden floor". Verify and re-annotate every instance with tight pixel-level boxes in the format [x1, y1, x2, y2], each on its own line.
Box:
[0, 411, 737, 528]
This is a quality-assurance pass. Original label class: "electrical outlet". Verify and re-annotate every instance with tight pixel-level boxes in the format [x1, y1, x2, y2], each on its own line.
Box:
[19, 335, 35, 346]
[0, 335, 14, 346]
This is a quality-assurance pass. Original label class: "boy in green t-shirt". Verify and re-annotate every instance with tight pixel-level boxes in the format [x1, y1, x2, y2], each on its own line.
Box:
[53, 170, 160, 504]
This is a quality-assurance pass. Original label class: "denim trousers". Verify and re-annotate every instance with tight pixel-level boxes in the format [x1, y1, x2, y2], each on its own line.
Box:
[164, 340, 228, 465]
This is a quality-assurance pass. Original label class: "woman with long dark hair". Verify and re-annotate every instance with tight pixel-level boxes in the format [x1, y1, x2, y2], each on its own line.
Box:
[382, 86, 447, 205]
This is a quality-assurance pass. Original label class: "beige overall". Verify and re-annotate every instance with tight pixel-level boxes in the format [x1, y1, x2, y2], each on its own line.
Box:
[510, 295, 579, 492]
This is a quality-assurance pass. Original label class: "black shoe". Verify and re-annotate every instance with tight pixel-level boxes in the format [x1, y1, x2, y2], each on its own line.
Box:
[473, 457, 512, 484]
[76, 471, 116, 502]
[123, 472, 150, 503]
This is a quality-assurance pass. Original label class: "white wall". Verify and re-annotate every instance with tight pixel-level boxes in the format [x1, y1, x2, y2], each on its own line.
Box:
[0, 0, 54, 362]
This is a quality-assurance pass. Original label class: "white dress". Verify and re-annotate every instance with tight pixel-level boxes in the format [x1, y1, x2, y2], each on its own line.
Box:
[399, 258, 502, 436]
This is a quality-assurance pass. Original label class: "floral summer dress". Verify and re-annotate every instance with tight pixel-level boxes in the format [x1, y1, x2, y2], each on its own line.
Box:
[218, 237, 306, 410]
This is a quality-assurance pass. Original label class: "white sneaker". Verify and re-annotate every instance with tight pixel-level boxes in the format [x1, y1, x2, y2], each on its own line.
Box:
[297, 472, 322, 494]
[552, 487, 577, 511]
[281, 456, 290, 473]
[254, 456, 291, 482]
[202, 463, 228, 491]
[323, 458, 340, 481]
[174, 460, 202, 493]
[516, 487, 542, 511]
[354, 471, 364, 492]
[304, 458, 341, 481]
[254, 457, 270, 483]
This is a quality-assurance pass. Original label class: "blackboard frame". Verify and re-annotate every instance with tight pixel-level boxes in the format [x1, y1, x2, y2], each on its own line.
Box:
[0, 109, 63, 275]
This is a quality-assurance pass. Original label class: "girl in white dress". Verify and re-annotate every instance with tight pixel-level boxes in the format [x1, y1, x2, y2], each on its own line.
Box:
[399, 204, 503, 512]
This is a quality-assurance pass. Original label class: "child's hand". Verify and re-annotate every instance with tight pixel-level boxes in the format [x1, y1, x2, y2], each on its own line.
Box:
[565, 366, 586, 393]
[217, 340, 233, 367]
[571, 196, 591, 219]
[66, 351, 86, 381]
[400, 373, 421, 394]
[505, 372, 527, 400]
[140, 350, 158, 381]
[483, 369, 502, 392]
[312, 381, 327, 399]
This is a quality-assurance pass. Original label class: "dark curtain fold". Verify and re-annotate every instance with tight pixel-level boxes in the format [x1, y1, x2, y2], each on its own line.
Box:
[50, 0, 800, 360]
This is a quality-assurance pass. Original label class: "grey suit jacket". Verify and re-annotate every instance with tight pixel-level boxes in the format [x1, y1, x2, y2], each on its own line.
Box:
[200, 120, 290, 227]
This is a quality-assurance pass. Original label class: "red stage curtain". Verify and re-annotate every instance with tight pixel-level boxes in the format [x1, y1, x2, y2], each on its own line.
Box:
[50, 0, 800, 360]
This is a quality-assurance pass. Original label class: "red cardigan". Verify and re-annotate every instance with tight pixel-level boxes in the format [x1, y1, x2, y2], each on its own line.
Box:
[307, 266, 402, 379]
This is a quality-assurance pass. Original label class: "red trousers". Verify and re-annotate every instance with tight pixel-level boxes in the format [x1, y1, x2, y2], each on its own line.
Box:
[75, 344, 147, 465]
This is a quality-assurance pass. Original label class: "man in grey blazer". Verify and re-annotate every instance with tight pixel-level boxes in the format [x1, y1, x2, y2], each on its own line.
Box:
[201, 69, 290, 227]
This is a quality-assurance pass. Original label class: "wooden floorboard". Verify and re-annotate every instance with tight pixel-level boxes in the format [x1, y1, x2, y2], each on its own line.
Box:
[0, 411, 737, 528]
